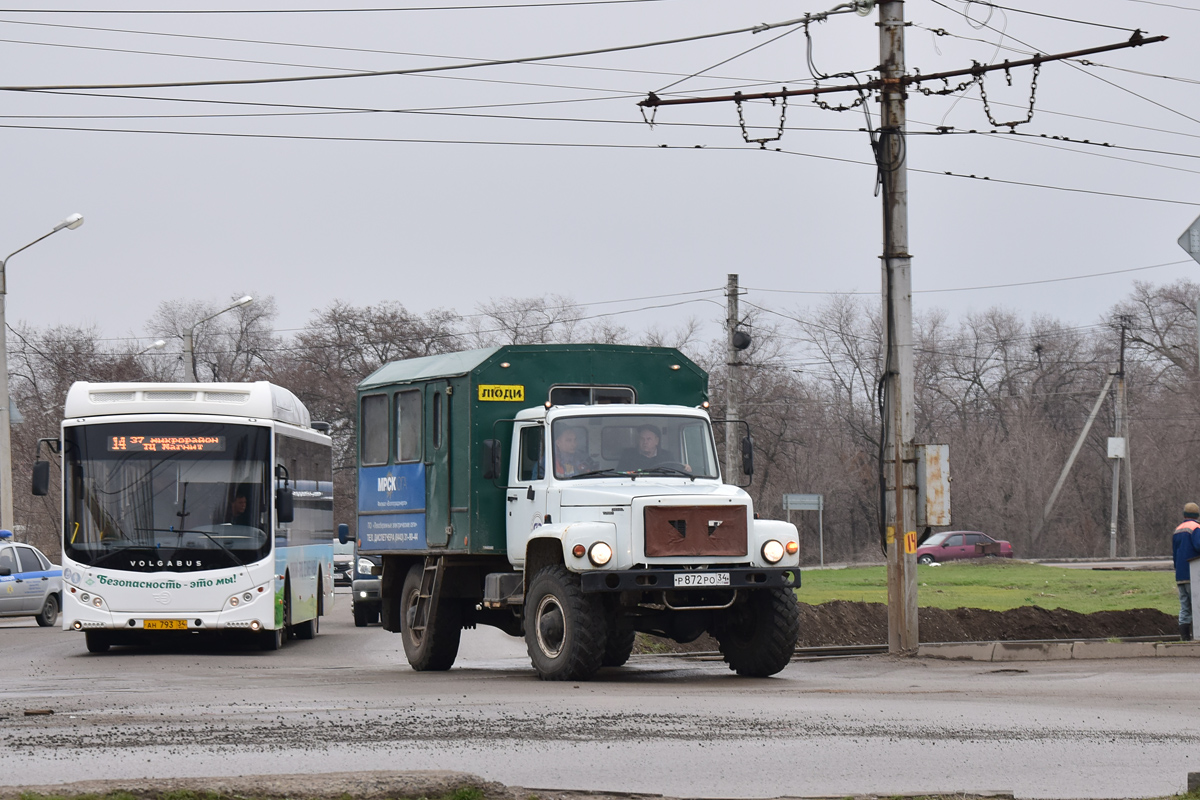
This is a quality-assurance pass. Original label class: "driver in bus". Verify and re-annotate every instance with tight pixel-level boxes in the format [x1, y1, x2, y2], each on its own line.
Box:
[227, 485, 255, 526]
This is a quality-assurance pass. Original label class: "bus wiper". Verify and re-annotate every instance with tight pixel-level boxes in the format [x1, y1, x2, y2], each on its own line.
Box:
[136, 526, 249, 570]
[568, 468, 628, 479]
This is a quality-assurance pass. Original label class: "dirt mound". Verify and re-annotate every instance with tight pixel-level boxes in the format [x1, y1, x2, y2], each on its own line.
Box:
[636, 601, 1178, 653]
[799, 600, 1178, 646]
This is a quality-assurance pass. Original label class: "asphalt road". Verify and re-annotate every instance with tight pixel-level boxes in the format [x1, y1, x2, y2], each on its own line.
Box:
[2, 592, 1198, 800]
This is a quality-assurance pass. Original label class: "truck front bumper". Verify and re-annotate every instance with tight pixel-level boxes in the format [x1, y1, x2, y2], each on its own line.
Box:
[579, 567, 799, 593]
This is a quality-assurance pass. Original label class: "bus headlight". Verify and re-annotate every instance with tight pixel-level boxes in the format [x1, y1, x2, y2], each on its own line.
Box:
[762, 540, 785, 564]
[588, 542, 613, 567]
[91, 596, 104, 608]
[229, 596, 239, 607]
[243, 592, 253, 602]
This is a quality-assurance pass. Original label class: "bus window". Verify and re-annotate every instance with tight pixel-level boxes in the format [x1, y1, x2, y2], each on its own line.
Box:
[361, 394, 388, 466]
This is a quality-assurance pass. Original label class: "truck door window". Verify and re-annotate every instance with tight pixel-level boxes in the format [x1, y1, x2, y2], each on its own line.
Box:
[395, 390, 422, 463]
[360, 394, 388, 466]
[517, 426, 545, 482]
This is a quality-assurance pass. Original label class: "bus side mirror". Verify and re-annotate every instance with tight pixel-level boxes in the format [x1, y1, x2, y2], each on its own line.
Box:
[277, 487, 294, 523]
[482, 439, 502, 480]
[337, 523, 349, 545]
[741, 435, 754, 477]
[32, 461, 50, 496]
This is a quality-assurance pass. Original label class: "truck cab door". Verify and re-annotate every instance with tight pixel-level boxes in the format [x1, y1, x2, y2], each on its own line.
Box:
[506, 422, 547, 567]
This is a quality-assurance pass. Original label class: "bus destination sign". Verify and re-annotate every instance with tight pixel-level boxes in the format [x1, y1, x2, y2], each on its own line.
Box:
[108, 435, 226, 452]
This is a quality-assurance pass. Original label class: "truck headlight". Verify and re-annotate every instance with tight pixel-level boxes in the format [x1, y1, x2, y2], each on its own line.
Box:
[357, 557, 374, 573]
[762, 540, 785, 564]
[588, 542, 613, 567]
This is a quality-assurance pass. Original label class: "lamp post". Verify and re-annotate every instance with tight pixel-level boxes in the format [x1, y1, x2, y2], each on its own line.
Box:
[183, 295, 252, 382]
[139, 339, 166, 356]
[0, 212, 84, 532]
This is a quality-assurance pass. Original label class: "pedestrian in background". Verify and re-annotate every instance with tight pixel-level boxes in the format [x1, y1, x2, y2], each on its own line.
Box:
[1172, 502, 1200, 641]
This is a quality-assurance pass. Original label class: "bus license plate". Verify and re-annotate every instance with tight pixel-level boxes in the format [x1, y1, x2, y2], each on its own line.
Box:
[674, 572, 730, 588]
[144, 619, 188, 630]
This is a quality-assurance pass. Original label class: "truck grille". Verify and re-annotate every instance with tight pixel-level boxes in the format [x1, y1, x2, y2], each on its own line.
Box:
[644, 506, 747, 557]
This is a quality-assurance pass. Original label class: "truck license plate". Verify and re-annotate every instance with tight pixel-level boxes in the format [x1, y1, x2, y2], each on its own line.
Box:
[143, 619, 188, 630]
[674, 572, 730, 588]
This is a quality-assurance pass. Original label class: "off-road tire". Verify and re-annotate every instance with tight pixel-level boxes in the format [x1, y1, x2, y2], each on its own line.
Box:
[401, 563, 462, 671]
[524, 565, 606, 681]
[35, 594, 59, 627]
[710, 588, 800, 677]
[85, 630, 111, 653]
[602, 625, 636, 667]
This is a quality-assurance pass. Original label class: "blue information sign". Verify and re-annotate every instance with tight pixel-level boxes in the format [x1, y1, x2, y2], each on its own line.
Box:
[358, 464, 427, 551]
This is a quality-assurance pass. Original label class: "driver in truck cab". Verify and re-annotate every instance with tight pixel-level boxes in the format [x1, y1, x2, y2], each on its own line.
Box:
[618, 424, 690, 473]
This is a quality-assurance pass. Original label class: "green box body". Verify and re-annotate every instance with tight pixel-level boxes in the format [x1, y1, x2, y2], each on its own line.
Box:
[355, 344, 708, 557]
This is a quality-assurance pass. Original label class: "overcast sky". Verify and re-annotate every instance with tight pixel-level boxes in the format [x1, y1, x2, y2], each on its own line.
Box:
[0, 0, 1196, 357]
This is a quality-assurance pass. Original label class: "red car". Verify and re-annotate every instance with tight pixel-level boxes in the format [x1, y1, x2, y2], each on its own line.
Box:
[916, 531, 1013, 565]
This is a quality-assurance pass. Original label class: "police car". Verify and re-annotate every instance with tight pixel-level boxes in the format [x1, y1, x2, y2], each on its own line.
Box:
[0, 531, 62, 627]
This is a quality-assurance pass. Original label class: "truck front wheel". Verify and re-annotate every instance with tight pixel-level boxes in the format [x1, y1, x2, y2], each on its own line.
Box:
[710, 588, 800, 677]
[525, 565, 606, 681]
[401, 564, 462, 671]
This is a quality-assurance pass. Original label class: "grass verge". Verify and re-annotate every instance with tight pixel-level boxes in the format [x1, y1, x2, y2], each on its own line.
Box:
[798, 559, 1178, 615]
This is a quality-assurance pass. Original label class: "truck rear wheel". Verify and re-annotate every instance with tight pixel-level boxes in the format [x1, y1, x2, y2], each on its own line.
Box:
[525, 565, 606, 681]
[401, 563, 461, 671]
[710, 588, 800, 677]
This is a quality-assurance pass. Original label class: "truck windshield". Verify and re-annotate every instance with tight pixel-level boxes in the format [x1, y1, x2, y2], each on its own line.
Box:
[551, 415, 719, 479]
[63, 422, 270, 572]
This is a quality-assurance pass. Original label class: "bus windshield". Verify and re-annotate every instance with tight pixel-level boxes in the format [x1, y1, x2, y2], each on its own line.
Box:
[63, 422, 270, 572]
[551, 414, 720, 480]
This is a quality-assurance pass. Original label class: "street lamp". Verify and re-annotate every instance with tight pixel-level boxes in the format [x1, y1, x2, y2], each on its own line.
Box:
[183, 295, 252, 382]
[0, 212, 84, 532]
[139, 339, 166, 356]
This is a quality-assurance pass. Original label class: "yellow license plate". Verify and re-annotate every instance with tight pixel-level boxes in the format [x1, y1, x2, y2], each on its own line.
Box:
[143, 619, 188, 630]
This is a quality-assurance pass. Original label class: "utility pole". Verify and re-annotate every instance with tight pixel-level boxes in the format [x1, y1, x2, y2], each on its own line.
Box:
[1109, 319, 1136, 557]
[1108, 328, 1124, 558]
[879, 0, 917, 653]
[638, 2, 1165, 656]
[725, 273, 740, 482]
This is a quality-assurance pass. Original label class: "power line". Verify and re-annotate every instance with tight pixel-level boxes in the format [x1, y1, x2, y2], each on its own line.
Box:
[0, 16, 785, 87]
[0, 16, 814, 92]
[941, 1, 1138, 32]
[0, 0, 678, 13]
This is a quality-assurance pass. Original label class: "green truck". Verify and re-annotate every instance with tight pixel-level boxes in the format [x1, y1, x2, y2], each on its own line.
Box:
[350, 343, 801, 680]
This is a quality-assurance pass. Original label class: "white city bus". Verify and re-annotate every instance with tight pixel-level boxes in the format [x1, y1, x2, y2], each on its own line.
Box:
[36, 382, 334, 653]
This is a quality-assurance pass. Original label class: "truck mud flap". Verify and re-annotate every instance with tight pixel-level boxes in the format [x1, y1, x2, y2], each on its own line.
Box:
[579, 568, 798, 593]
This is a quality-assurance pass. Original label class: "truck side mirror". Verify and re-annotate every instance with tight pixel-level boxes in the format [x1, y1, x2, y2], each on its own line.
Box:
[337, 523, 349, 545]
[741, 435, 754, 477]
[32, 461, 50, 496]
[482, 439, 502, 480]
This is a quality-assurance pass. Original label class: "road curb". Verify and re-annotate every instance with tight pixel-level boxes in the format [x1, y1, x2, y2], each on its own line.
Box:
[920, 639, 1199, 661]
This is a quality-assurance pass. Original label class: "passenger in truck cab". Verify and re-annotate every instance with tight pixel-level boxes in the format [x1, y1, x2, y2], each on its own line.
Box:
[553, 427, 593, 478]
[618, 424, 690, 473]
